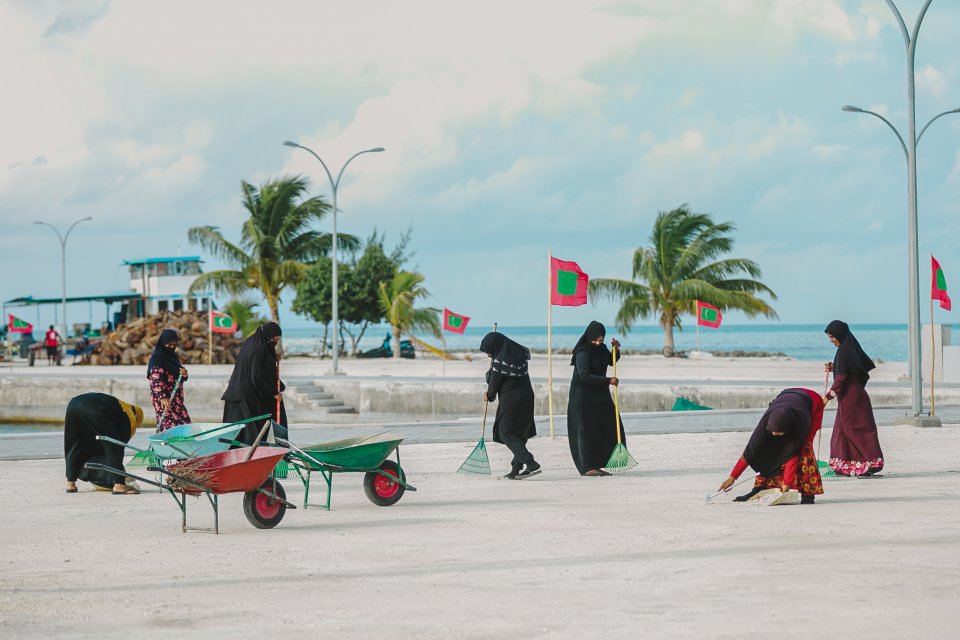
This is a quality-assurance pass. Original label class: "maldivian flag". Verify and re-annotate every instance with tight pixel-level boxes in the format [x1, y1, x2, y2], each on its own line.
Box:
[932, 255, 951, 311]
[550, 256, 589, 306]
[210, 310, 236, 334]
[7, 314, 32, 334]
[443, 308, 470, 334]
[696, 301, 722, 328]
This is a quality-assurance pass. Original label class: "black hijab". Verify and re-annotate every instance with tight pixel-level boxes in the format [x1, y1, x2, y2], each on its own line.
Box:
[479, 332, 530, 377]
[570, 320, 612, 366]
[825, 320, 875, 384]
[147, 329, 181, 379]
[743, 389, 813, 476]
[222, 322, 282, 401]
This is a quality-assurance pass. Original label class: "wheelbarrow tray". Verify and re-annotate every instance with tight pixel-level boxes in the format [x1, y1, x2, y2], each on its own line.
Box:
[297, 433, 404, 470]
[167, 447, 288, 495]
[148, 422, 245, 460]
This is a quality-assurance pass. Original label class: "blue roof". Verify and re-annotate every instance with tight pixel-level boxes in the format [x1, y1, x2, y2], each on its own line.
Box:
[122, 256, 203, 266]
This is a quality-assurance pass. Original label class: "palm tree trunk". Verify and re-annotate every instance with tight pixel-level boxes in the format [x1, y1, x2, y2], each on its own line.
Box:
[392, 326, 402, 360]
[662, 320, 676, 357]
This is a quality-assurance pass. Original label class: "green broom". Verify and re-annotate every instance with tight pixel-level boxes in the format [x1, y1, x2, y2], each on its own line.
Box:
[817, 372, 837, 479]
[457, 401, 491, 475]
[604, 340, 637, 472]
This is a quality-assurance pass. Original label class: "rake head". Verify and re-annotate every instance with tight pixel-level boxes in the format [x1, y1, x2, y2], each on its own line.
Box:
[126, 449, 159, 469]
[603, 443, 638, 473]
[817, 459, 838, 479]
[457, 439, 491, 476]
[272, 458, 289, 479]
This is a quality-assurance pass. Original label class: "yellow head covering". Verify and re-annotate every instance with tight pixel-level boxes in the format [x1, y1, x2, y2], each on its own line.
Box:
[117, 400, 144, 436]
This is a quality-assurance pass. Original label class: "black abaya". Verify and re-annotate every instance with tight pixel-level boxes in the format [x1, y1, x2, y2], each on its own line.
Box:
[64, 393, 142, 487]
[480, 332, 537, 470]
[222, 322, 288, 443]
[567, 322, 625, 475]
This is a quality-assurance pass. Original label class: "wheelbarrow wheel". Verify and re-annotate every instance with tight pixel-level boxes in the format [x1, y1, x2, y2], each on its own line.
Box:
[243, 479, 287, 529]
[363, 460, 406, 507]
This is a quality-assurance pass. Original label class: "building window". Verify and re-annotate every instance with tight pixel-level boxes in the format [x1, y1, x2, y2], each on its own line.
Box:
[173, 299, 183, 312]
[158, 300, 168, 312]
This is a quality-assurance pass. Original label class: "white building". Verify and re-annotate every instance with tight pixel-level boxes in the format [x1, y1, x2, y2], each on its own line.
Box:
[122, 256, 210, 316]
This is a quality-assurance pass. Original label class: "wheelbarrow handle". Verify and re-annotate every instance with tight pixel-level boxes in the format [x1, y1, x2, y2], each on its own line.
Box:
[276, 438, 344, 472]
[83, 462, 165, 490]
[95, 434, 150, 455]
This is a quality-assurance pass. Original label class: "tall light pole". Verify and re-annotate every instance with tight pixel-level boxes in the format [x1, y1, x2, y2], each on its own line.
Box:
[34, 216, 93, 339]
[842, 0, 957, 426]
[283, 141, 385, 375]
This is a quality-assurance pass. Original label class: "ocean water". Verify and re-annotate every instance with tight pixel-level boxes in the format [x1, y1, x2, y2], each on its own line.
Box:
[280, 323, 951, 363]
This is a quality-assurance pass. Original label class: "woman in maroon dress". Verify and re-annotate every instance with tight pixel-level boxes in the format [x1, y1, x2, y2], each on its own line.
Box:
[824, 320, 883, 476]
[147, 329, 190, 432]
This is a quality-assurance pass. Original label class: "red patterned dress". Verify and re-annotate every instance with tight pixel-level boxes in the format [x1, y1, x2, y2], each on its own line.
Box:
[149, 367, 190, 432]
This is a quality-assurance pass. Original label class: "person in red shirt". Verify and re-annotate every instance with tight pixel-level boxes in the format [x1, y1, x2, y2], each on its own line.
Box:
[44, 325, 63, 365]
[718, 388, 825, 505]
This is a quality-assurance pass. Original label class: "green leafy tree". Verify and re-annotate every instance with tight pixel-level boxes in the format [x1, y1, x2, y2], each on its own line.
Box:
[186, 175, 358, 325]
[290, 256, 335, 356]
[378, 270, 440, 360]
[589, 205, 778, 355]
[222, 296, 268, 338]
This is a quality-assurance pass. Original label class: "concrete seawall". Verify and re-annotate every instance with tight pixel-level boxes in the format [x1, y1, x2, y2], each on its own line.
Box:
[3, 373, 957, 424]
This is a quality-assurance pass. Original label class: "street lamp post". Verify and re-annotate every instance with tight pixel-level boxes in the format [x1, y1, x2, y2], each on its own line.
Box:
[282, 141, 385, 375]
[34, 217, 93, 339]
[842, 0, 958, 426]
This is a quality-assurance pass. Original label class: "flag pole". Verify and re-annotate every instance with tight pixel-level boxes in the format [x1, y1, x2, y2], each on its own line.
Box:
[548, 251, 555, 439]
[696, 311, 702, 381]
[442, 332, 446, 378]
[207, 297, 213, 373]
[930, 288, 936, 417]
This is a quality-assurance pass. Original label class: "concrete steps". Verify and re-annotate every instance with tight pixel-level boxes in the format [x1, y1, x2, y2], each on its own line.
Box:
[285, 380, 357, 415]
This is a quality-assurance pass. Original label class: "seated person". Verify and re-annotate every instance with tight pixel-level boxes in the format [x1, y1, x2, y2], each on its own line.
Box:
[718, 388, 825, 505]
[64, 393, 144, 495]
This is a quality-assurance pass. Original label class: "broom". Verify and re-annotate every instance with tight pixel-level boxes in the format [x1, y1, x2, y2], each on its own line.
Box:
[817, 370, 837, 479]
[457, 400, 491, 475]
[272, 351, 289, 479]
[603, 340, 637, 472]
[128, 371, 183, 469]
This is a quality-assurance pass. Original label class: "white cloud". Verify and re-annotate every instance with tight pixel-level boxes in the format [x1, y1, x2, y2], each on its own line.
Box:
[917, 65, 947, 98]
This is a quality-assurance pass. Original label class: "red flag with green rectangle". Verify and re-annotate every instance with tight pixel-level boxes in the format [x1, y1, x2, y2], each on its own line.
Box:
[550, 256, 588, 306]
[7, 314, 32, 334]
[932, 255, 951, 311]
[696, 301, 722, 328]
[443, 308, 470, 334]
[210, 310, 236, 334]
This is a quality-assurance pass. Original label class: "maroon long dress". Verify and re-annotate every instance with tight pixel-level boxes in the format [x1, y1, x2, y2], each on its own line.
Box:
[825, 320, 883, 476]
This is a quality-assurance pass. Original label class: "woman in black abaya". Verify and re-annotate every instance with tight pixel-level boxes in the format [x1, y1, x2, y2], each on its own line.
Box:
[566, 321, 624, 476]
[222, 322, 288, 444]
[64, 393, 144, 494]
[479, 332, 539, 479]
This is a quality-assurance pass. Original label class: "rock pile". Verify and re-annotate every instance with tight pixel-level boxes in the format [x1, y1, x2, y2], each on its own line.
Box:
[90, 311, 243, 366]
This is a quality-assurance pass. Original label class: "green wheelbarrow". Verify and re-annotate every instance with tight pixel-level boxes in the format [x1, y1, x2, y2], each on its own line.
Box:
[279, 433, 416, 510]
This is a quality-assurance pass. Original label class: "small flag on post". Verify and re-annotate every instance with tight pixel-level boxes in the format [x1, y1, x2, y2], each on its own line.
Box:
[550, 257, 589, 306]
[210, 310, 236, 334]
[443, 308, 470, 334]
[932, 255, 951, 311]
[7, 314, 32, 334]
[696, 301, 722, 328]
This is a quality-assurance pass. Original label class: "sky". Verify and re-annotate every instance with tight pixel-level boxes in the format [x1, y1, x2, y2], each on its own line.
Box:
[2, 0, 959, 334]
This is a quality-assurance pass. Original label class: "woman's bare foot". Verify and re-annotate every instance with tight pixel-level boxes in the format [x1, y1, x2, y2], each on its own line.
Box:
[65, 481, 78, 493]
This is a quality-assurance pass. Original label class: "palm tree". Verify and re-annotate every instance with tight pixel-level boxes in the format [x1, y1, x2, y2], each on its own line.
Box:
[187, 175, 358, 324]
[378, 270, 440, 360]
[590, 205, 778, 355]
[221, 296, 268, 338]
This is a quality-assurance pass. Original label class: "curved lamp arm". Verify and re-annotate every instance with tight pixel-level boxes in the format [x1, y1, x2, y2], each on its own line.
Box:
[842, 105, 908, 161]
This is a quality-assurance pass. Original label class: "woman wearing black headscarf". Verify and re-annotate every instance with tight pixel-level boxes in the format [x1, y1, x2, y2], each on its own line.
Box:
[222, 322, 287, 444]
[566, 321, 625, 476]
[824, 320, 883, 476]
[64, 393, 144, 494]
[479, 332, 539, 479]
[718, 388, 825, 504]
[147, 329, 190, 432]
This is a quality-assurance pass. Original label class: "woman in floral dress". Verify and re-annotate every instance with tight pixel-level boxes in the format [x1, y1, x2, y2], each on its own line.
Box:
[147, 329, 190, 432]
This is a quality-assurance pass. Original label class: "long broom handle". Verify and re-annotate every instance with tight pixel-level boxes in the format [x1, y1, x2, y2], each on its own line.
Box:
[275, 352, 282, 421]
[612, 344, 622, 445]
[707, 473, 758, 502]
[480, 401, 488, 440]
[157, 372, 183, 430]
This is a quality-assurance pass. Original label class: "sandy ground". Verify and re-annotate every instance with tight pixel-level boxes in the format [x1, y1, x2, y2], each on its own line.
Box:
[2, 422, 958, 639]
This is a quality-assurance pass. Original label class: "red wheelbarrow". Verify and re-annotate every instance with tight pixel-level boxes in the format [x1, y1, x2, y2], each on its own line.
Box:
[86, 444, 296, 534]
